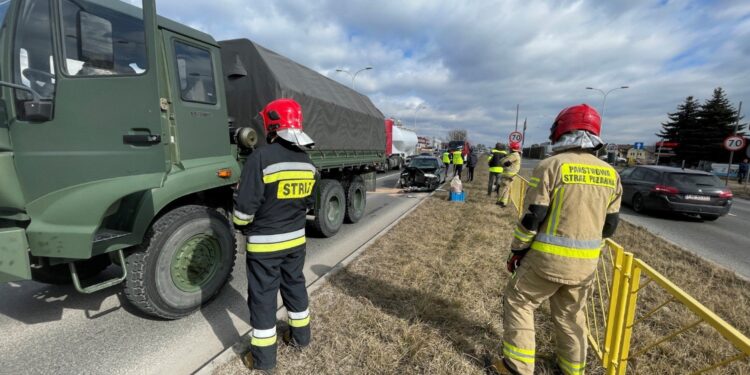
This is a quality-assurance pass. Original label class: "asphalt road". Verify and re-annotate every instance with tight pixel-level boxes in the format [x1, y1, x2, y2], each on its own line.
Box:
[0, 171, 429, 375]
[619, 197, 750, 280]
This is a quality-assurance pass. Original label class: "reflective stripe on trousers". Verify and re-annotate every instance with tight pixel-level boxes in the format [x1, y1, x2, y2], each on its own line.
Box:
[251, 327, 277, 347]
[288, 308, 310, 328]
[247, 228, 306, 253]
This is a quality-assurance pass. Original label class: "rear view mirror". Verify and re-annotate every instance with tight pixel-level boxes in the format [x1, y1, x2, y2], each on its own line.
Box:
[78, 11, 114, 70]
[0, 80, 53, 122]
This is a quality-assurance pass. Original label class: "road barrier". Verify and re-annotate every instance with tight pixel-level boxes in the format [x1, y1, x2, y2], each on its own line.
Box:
[509, 177, 750, 374]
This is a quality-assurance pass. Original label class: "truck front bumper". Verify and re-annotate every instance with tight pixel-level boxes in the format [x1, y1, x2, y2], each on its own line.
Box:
[0, 227, 32, 283]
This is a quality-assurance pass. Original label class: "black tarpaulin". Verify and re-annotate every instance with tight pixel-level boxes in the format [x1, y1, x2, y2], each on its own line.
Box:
[219, 39, 385, 151]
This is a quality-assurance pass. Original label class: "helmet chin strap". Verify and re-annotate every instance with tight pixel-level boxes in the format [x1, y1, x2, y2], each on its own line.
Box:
[266, 132, 278, 144]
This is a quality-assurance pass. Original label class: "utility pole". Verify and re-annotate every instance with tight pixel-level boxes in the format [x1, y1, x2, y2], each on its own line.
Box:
[725, 101, 742, 186]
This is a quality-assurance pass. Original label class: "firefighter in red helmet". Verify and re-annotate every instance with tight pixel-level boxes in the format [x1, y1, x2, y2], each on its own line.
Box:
[233, 98, 316, 372]
[492, 104, 622, 375]
[496, 141, 523, 207]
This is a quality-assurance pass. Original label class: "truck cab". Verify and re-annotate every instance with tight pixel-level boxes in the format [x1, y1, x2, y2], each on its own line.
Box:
[0, 0, 241, 318]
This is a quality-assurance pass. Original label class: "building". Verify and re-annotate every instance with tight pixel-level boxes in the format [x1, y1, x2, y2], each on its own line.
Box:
[626, 147, 654, 165]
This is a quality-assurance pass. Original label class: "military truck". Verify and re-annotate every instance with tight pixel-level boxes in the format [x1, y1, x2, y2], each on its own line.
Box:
[0, 0, 385, 319]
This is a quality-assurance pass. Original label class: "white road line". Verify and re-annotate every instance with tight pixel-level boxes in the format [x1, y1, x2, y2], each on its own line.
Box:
[728, 213, 737, 217]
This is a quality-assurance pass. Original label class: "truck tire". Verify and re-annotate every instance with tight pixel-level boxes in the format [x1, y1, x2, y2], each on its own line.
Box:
[31, 255, 111, 285]
[124, 205, 236, 319]
[344, 176, 367, 224]
[311, 179, 345, 237]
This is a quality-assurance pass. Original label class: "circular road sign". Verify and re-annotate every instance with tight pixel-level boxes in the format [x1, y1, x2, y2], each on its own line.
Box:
[509, 131, 523, 143]
[724, 135, 746, 152]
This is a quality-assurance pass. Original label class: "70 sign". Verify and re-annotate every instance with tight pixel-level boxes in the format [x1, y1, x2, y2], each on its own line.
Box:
[509, 131, 523, 144]
[724, 135, 746, 152]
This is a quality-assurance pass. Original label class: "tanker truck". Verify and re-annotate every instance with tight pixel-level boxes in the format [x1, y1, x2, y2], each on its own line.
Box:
[383, 118, 418, 170]
[0, 0, 384, 319]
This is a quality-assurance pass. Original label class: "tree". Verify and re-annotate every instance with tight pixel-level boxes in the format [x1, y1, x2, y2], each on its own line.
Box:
[447, 129, 468, 141]
[657, 96, 699, 163]
[695, 88, 745, 163]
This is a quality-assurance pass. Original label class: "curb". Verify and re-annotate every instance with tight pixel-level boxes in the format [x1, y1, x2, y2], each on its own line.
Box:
[194, 188, 438, 375]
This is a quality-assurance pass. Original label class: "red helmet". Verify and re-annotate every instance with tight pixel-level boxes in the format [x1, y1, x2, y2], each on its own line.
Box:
[259, 98, 314, 146]
[509, 142, 521, 151]
[549, 104, 601, 143]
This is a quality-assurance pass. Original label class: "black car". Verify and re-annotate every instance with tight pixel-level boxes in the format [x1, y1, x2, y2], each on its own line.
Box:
[399, 156, 447, 191]
[620, 166, 733, 220]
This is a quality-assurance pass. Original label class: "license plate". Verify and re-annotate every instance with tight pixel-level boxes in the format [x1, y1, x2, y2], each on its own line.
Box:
[685, 195, 710, 201]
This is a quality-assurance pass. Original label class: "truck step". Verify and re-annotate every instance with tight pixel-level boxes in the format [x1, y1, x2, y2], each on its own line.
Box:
[93, 229, 129, 243]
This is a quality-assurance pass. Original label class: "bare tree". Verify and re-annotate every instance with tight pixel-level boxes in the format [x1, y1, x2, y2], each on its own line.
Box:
[447, 129, 468, 141]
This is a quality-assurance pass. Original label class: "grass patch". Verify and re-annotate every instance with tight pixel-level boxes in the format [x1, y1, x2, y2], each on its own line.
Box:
[215, 164, 750, 375]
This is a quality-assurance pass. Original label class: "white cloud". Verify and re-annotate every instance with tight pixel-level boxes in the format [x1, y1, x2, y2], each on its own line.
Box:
[154, 0, 750, 146]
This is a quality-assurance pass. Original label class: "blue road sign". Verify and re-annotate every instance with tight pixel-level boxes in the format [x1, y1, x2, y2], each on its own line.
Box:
[634, 142, 644, 150]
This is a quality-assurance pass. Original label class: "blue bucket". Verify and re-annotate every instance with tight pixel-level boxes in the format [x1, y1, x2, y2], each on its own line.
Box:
[449, 191, 466, 202]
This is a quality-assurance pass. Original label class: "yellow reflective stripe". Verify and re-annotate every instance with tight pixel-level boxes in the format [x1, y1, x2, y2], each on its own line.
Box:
[551, 186, 565, 235]
[489, 167, 504, 173]
[263, 170, 315, 184]
[233, 216, 251, 226]
[529, 177, 540, 187]
[557, 356, 585, 375]
[502, 342, 535, 364]
[247, 236, 306, 253]
[513, 228, 534, 242]
[546, 188, 561, 235]
[288, 316, 310, 328]
[251, 335, 277, 347]
[531, 241, 601, 259]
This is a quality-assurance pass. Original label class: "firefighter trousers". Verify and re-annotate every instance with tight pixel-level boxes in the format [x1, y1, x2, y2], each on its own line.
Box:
[502, 266, 592, 375]
[498, 176, 513, 205]
[246, 248, 311, 369]
[488, 172, 502, 196]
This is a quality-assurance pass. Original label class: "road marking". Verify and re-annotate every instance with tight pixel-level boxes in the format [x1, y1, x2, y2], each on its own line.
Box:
[728, 213, 737, 217]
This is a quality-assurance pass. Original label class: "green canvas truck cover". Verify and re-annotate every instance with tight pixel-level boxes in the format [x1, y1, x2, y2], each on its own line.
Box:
[218, 39, 385, 152]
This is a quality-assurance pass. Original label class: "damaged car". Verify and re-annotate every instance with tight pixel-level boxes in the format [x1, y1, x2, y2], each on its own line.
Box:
[399, 156, 447, 191]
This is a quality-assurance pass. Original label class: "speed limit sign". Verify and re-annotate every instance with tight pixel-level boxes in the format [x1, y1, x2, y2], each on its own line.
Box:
[509, 131, 523, 143]
[724, 135, 746, 151]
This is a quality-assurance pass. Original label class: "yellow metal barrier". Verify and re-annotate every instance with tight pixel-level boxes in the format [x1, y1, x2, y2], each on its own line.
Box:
[509, 174, 750, 374]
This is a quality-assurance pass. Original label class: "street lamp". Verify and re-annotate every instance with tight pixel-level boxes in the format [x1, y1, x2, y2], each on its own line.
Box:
[585, 86, 629, 125]
[335, 66, 373, 90]
[413, 104, 427, 131]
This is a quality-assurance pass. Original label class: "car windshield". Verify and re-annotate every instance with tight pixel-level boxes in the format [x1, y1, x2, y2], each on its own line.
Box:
[666, 173, 722, 187]
[409, 158, 439, 169]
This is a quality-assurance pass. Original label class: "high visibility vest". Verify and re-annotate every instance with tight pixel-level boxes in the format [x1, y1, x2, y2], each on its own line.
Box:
[488, 149, 507, 173]
[452, 150, 464, 165]
[442, 152, 451, 163]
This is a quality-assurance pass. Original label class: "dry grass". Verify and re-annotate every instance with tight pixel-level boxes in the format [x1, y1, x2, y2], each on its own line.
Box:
[725, 180, 750, 200]
[215, 164, 750, 375]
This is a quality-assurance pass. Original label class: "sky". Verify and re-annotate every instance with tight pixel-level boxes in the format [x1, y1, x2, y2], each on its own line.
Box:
[152, 0, 750, 147]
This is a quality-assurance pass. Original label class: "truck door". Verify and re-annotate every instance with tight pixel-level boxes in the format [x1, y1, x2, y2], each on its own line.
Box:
[160, 31, 229, 161]
[9, 0, 166, 204]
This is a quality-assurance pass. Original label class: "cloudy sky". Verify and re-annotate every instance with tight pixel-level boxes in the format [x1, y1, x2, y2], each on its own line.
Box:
[154, 0, 749, 147]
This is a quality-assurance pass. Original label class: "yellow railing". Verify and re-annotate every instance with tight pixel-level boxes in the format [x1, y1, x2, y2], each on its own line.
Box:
[510, 176, 750, 374]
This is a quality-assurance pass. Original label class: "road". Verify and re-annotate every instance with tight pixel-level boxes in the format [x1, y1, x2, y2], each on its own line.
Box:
[620, 197, 750, 280]
[0, 171, 430, 375]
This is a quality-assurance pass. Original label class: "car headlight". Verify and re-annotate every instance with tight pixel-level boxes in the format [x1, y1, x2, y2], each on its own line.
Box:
[423, 173, 437, 178]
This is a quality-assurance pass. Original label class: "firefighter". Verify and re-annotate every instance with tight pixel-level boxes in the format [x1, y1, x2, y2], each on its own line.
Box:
[452, 147, 464, 178]
[442, 150, 451, 170]
[233, 98, 316, 373]
[492, 104, 622, 375]
[488, 143, 508, 196]
[496, 142, 522, 207]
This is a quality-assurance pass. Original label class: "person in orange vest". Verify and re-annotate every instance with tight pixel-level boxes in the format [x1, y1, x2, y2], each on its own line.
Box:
[492, 104, 622, 375]
[233, 98, 316, 373]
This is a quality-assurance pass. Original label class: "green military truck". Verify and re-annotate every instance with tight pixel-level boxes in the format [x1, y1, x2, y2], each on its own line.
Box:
[0, 0, 385, 319]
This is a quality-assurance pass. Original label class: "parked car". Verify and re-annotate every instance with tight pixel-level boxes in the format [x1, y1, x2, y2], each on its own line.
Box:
[620, 166, 733, 220]
[399, 156, 447, 191]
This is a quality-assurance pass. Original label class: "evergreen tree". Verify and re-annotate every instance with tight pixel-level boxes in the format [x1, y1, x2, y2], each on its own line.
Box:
[657, 96, 699, 163]
[695, 88, 745, 163]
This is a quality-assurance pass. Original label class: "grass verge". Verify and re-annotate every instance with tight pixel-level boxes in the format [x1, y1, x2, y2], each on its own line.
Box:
[216, 163, 750, 375]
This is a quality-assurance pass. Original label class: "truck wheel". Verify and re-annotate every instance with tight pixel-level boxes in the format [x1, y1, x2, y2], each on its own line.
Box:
[31, 255, 111, 285]
[124, 205, 236, 319]
[344, 176, 367, 224]
[311, 179, 345, 237]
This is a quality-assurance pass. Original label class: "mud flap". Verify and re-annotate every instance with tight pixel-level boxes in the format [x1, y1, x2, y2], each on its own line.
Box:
[0, 227, 31, 283]
[363, 172, 376, 192]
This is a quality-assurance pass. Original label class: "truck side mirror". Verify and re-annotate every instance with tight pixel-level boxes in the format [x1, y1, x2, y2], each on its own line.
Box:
[0, 81, 53, 122]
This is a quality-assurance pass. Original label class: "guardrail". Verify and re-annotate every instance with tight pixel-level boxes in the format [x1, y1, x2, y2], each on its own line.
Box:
[509, 176, 750, 374]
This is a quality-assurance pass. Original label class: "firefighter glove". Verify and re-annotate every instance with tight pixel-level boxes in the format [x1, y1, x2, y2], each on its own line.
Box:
[506, 249, 529, 274]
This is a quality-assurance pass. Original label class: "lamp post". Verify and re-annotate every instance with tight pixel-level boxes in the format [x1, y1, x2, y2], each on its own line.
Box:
[413, 104, 427, 131]
[585, 86, 629, 125]
[335, 66, 373, 90]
